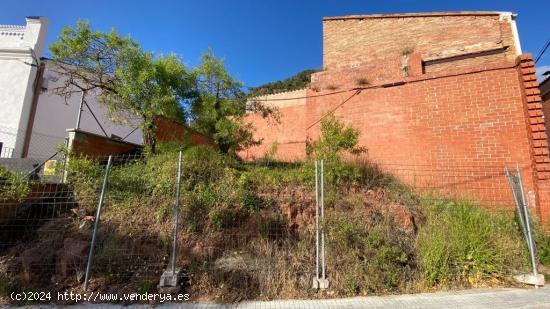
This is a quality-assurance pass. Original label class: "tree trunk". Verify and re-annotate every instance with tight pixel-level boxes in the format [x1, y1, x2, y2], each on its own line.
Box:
[142, 119, 157, 154]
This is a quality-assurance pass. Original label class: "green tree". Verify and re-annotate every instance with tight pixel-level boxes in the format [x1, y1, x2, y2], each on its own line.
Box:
[307, 114, 366, 161]
[49, 21, 193, 153]
[190, 50, 274, 154]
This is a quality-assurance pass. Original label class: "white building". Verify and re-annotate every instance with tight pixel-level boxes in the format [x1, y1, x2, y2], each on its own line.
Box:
[0, 17, 142, 159]
[0, 17, 48, 158]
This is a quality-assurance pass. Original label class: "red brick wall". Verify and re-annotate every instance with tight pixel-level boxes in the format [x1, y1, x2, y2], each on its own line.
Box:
[154, 116, 215, 146]
[242, 56, 550, 216]
[68, 118, 215, 159]
[68, 129, 142, 159]
[541, 78, 550, 149]
[241, 13, 550, 218]
[309, 59, 542, 209]
[241, 89, 308, 161]
[545, 97, 550, 146]
[515, 55, 550, 220]
[322, 13, 518, 71]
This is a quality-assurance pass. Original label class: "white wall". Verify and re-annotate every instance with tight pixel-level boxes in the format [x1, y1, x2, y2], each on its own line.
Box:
[0, 17, 48, 158]
[27, 62, 143, 158]
[0, 16, 143, 159]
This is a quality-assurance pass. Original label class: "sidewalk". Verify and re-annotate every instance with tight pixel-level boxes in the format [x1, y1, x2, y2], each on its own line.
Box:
[71, 286, 550, 308]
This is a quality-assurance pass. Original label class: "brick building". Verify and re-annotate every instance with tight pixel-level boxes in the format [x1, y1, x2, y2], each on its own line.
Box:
[241, 12, 550, 220]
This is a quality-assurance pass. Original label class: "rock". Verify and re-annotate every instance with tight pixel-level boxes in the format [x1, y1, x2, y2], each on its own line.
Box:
[78, 216, 95, 230]
[70, 208, 86, 218]
[20, 241, 56, 283]
[55, 238, 89, 281]
[390, 205, 417, 233]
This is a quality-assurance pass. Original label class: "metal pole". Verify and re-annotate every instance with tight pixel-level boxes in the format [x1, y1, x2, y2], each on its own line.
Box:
[76, 91, 85, 130]
[504, 167, 528, 242]
[314, 160, 319, 280]
[83, 100, 109, 137]
[170, 151, 183, 274]
[320, 159, 326, 280]
[84, 155, 112, 291]
[121, 127, 139, 141]
[516, 163, 538, 277]
[60, 138, 69, 184]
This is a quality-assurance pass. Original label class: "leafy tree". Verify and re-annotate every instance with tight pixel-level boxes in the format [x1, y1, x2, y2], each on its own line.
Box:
[49, 21, 193, 153]
[307, 114, 366, 161]
[189, 50, 274, 154]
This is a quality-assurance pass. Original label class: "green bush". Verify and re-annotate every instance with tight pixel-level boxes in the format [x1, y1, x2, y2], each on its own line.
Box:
[65, 156, 107, 213]
[306, 114, 366, 161]
[534, 218, 550, 267]
[328, 216, 415, 293]
[537, 233, 550, 267]
[243, 161, 312, 188]
[418, 198, 528, 287]
[0, 166, 30, 202]
[209, 206, 247, 230]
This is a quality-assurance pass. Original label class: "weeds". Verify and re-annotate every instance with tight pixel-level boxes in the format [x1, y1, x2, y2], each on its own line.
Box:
[418, 198, 528, 287]
[2, 138, 536, 302]
[0, 166, 30, 202]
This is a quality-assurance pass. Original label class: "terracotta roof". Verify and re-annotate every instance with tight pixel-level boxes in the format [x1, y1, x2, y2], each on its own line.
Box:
[323, 11, 509, 21]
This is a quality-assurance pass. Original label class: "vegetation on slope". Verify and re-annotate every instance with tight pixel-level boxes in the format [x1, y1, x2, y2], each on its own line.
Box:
[247, 69, 319, 97]
[1, 117, 549, 303]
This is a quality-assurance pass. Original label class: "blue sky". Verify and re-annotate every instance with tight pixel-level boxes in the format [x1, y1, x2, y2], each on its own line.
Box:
[1, 0, 549, 86]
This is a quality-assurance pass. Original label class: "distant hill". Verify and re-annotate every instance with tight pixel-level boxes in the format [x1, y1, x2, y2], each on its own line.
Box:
[247, 69, 319, 97]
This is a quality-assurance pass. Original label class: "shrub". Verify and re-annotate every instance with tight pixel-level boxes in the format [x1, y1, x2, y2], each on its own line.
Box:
[327, 217, 415, 293]
[243, 161, 312, 188]
[209, 206, 247, 230]
[537, 232, 550, 267]
[418, 198, 528, 287]
[0, 166, 30, 202]
[257, 213, 288, 240]
[66, 155, 120, 215]
[533, 217, 550, 267]
[181, 145, 231, 187]
[306, 114, 366, 162]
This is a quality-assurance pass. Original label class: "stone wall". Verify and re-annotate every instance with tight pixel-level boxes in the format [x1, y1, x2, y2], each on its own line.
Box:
[322, 12, 519, 71]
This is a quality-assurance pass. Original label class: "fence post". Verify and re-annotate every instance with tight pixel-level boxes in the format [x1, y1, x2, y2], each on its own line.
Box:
[170, 151, 183, 273]
[60, 137, 69, 184]
[312, 159, 329, 289]
[314, 160, 319, 281]
[516, 164, 538, 277]
[75, 91, 85, 130]
[83, 155, 112, 291]
[159, 151, 183, 288]
[504, 166, 529, 245]
[321, 159, 326, 281]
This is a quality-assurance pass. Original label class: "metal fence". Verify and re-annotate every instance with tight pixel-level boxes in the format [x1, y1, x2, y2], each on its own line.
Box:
[0, 152, 539, 303]
[0, 124, 69, 159]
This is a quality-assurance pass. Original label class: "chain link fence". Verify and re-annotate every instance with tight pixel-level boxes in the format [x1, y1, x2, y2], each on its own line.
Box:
[0, 150, 536, 304]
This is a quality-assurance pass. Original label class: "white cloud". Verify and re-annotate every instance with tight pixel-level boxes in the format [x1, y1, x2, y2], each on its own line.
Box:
[536, 65, 550, 82]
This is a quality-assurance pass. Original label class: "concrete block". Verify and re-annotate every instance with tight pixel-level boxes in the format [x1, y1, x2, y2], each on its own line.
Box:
[312, 277, 330, 289]
[159, 267, 182, 288]
[514, 273, 545, 286]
